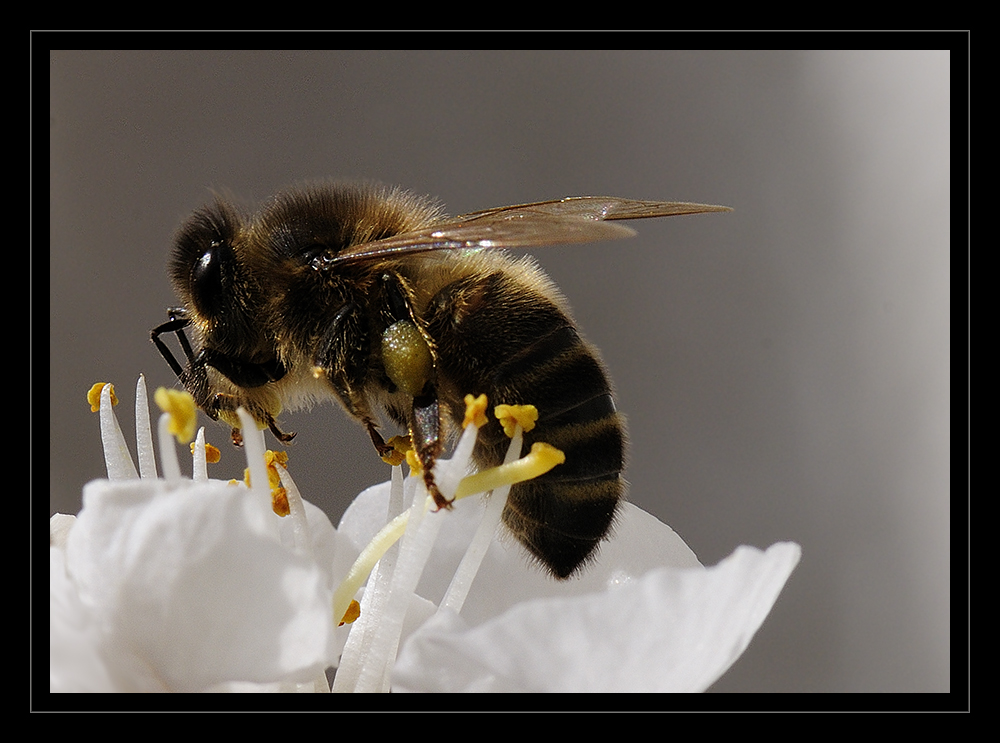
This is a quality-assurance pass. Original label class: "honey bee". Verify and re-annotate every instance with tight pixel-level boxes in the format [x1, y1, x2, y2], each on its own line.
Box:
[152, 182, 729, 578]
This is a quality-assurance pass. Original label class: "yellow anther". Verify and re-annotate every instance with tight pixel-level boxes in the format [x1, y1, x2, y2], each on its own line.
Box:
[243, 451, 291, 515]
[332, 508, 411, 624]
[154, 387, 197, 444]
[338, 599, 361, 626]
[381, 435, 412, 466]
[191, 441, 222, 463]
[495, 404, 538, 436]
[331, 436, 563, 627]
[405, 449, 423, 475]
[454, 441, 564, 499]
[271, 487, 290, 517]
[463, 393, 489, 429]
[87, 382, 117, 412]
[266, 450, 289, 467]
[264, 450, 289, 489]
[381, 449, 405, 466]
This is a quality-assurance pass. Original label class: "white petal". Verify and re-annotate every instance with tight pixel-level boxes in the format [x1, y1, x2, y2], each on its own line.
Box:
[49, 513, 76, 550]
[339, 481, 702, 626]
[65, 478, 339, 692]
[393, 542, 801, 693]
[50, 547, 118, 692]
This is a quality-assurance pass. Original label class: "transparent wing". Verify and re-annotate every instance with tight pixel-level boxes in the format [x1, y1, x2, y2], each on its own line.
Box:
[329, 197, 730, 265]
[456, 197, 731, 223]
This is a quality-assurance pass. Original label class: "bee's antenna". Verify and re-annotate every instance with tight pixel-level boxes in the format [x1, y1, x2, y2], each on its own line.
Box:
[151, 308, 194, 379]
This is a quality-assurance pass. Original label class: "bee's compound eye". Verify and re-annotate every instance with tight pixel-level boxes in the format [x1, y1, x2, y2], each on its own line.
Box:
[191, 242, 224, 316]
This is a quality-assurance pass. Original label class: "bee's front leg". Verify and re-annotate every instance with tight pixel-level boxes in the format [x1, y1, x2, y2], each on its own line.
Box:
[364, 419, 396, 458]
[266, 416, 296, 443]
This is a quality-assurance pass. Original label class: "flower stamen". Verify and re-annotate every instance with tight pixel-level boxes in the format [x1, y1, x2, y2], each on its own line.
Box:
[380, 435, 411, 466]
[154, 387, 197, 444]
[438, 404, 553, 614]
[236, 408, 270, 501]
[191, 440, 222, 464]
[135, 375, 157, 479]
[463, 393, 489, 428]
[494, 403, 538, 436]
[153, 387, 198, 481]
[92, 382, 138, 480]
[87, 382, 118, 412]
[332, 394, 566, 687]
[453, 442, 563, 500]
[338, 600, 361, 626]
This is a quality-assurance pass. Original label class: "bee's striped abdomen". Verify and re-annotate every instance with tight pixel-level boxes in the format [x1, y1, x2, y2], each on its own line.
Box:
[426, 266, 627, 579]
[494, 325, 625, 578]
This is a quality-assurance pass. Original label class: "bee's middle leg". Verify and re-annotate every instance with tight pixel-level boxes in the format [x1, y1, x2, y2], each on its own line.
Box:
[411, 383, 450, 510]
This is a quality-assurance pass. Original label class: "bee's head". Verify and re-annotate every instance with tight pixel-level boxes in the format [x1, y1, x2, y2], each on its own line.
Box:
[169, 199, 265, 357]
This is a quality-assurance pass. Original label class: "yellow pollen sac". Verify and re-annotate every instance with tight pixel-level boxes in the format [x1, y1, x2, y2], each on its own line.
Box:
[87, 382, 118, 412]
[381, 435, 412, 466]
[191, 442, 222, 463]
[495, 404, 538, 436]
[454, 441, 564, 499]
[463, 394, 489, 429]
[338, 599, 361, 626]
[154, 387, 198, 444]
[265, 450, 289, 489]
[381, 320, 433, 397]
[331, 438, 566, 625]
[405, 449, 423, 475]
[271, 487, 290, 517]
[244, 450, 293, 516]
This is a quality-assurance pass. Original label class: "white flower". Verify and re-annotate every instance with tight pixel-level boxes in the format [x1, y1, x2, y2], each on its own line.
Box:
[52, 377, 800, 693]
[337, 477, 800, 693]
[51, 379, 341, 692]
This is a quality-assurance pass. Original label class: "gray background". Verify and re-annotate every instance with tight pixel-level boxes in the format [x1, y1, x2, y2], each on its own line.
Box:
[48, 49, 951, 693]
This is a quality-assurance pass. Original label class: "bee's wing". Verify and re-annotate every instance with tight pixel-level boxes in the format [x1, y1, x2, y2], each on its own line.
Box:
[330, 197, 731, 265]
[457, 197, 731, 223]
